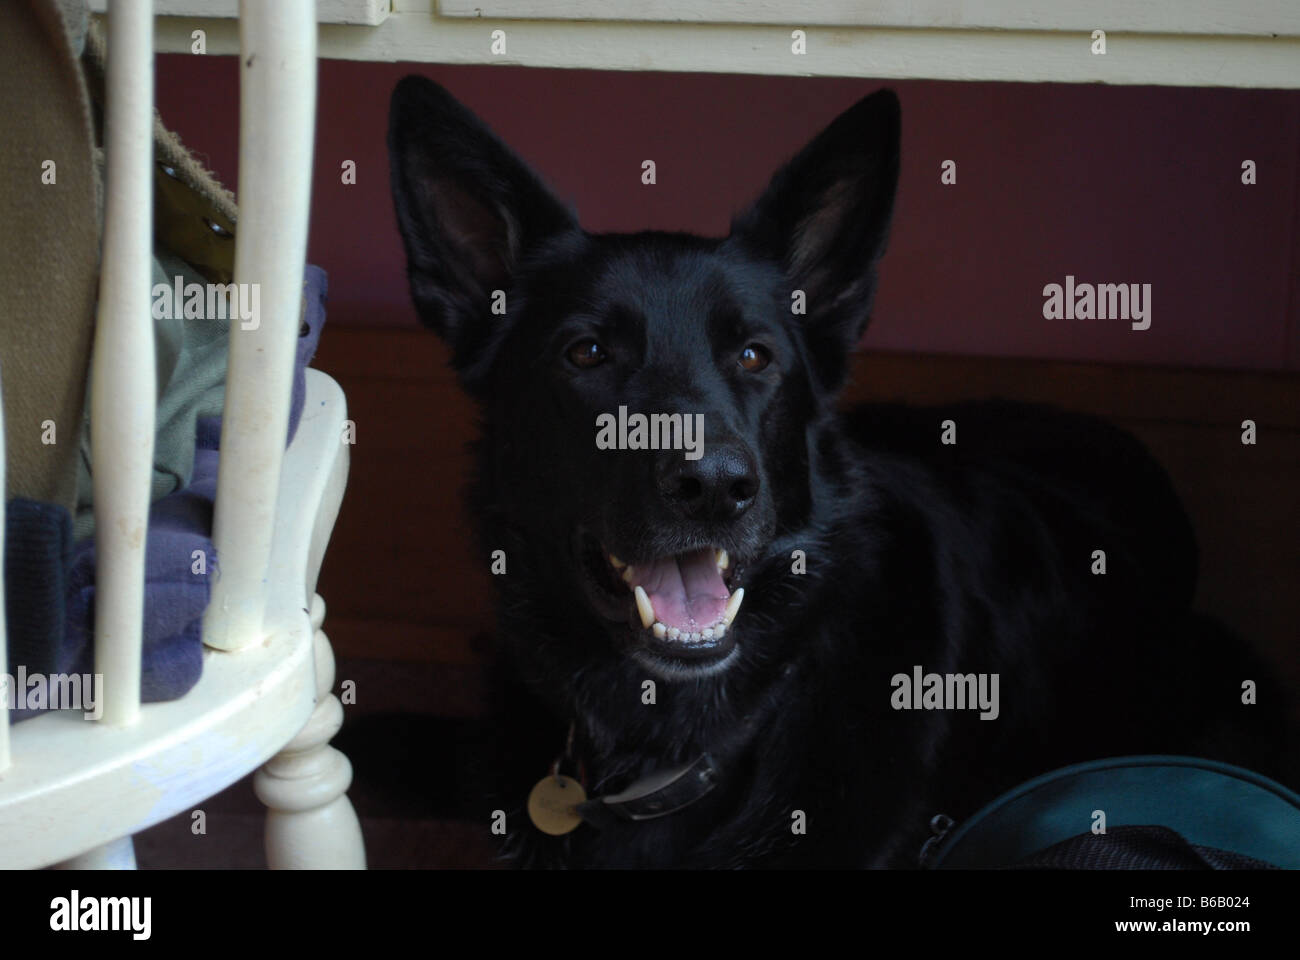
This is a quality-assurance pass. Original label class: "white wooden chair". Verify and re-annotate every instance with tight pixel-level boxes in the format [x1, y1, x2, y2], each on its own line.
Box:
[0, 0, 365, 870]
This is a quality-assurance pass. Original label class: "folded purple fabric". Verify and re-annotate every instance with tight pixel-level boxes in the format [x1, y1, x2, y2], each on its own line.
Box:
[6, 265, 327, 718]
[57, 437, 219, 707]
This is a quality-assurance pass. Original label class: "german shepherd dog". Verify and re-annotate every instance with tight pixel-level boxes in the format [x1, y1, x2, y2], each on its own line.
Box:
[388, 77, 1289, 868]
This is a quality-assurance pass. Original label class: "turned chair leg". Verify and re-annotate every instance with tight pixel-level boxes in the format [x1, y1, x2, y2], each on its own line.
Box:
[254, 595, 365, 868]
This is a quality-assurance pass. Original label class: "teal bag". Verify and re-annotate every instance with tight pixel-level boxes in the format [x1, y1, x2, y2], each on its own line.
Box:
[927, 756, 1300, 869]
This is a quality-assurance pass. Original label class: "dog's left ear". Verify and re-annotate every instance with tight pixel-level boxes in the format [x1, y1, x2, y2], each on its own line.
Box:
[388, 76, 578, 375]
[728, 89, 900, 390]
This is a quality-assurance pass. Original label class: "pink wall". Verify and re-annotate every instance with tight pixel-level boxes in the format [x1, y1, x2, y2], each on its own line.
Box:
[156, 58, 1300, 372]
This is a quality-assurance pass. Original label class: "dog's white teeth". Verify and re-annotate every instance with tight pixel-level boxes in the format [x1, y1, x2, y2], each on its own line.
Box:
[609, 554, 626, 570]
[723, 587, 744, 625]
[715, 549, 729, 571]
[702, 627, 714, 639]
[714, 623, 727, 639]
[634, 585, 655, 629]
[652, 622, 667, 638]
[667, 627, 680, 640]
[621, 566, 636, 585]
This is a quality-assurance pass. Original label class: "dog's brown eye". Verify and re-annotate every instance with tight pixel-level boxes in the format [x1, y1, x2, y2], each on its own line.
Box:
[739, 344, 771, 372]
[568, 339, 608, 369]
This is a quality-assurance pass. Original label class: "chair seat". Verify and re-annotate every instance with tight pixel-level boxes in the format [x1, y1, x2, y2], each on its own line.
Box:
[0, 369, 348, 869]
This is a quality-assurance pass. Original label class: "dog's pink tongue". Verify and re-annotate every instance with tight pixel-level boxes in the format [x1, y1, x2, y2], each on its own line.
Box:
[634, 547, 729, 631]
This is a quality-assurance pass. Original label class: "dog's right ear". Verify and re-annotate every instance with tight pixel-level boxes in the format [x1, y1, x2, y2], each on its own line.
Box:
[728, 89, 900, 393]
[388, 76, 577, 369]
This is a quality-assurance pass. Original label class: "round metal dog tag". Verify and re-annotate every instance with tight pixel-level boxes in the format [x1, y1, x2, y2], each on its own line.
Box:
[527, 775, 587, 836]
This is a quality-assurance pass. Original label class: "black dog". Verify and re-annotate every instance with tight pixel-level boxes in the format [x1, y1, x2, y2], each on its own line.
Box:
[388, 77, 1289, 868]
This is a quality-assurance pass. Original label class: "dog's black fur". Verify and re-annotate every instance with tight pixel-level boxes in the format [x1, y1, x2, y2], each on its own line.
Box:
[388, 77, 1292, 868]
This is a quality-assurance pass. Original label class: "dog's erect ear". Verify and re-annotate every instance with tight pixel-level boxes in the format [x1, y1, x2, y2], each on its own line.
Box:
[729, 89, 900, 390]
[388, 76, 577, 367]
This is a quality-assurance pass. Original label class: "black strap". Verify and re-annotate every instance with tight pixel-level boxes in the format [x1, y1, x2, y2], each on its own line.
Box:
[577, 753, 720, 830]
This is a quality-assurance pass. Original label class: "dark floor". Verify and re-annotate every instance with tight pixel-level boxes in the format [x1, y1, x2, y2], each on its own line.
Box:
[133, 656, 506, 869]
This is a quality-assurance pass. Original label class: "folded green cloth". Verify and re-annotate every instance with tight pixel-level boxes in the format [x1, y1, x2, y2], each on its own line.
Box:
[73, 249, 229, 541]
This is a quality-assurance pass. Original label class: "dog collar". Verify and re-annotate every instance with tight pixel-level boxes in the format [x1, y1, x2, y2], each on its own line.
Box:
[577, 753, 720, 829]
[529, 723, 721, 834]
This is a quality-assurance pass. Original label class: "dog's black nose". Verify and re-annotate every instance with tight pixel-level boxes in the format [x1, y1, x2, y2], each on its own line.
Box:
[656, 445, 759, 522]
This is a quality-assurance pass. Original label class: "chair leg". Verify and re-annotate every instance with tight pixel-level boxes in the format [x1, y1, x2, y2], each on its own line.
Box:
[54, 836, 137, 870]
[254, 595, 365, 868]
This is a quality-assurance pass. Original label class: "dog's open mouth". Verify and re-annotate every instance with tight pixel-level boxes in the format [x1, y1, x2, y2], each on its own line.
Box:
[578, 533, 744, 663]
